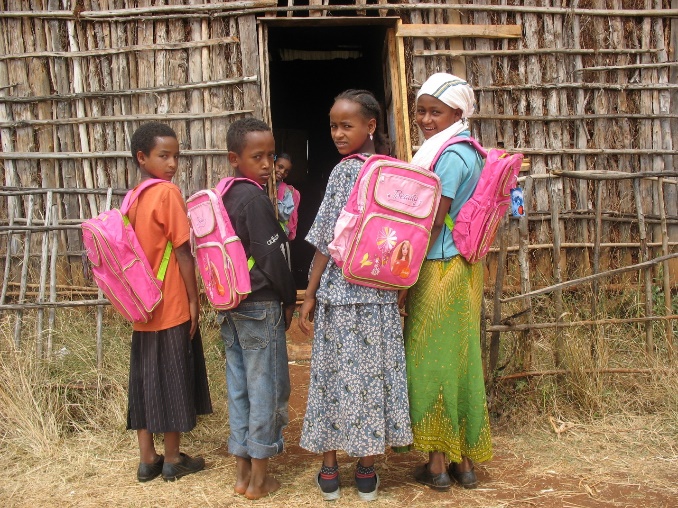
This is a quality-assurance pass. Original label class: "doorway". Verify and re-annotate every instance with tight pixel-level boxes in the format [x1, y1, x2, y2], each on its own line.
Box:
[263, 18, 405, 288]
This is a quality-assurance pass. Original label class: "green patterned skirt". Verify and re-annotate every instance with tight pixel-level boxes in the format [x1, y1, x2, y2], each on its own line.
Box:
[397, 256, 492, 463]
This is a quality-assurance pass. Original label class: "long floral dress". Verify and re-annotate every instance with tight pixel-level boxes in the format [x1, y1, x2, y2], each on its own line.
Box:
[299, 157, 413, 457]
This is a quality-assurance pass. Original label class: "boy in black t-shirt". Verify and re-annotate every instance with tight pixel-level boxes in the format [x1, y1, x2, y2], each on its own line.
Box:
[218, 118, 296, 500]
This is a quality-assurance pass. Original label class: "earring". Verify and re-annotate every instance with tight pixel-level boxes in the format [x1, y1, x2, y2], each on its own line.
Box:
[369, 133, 374, 141]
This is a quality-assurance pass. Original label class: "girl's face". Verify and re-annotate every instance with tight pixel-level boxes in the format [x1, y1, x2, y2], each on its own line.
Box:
[402, 242, 409, 256]
[136, 136, 180, 181]
[275, 157, 292, 182]
[329, 99, 376, 156]
[415, 94, 463, 140]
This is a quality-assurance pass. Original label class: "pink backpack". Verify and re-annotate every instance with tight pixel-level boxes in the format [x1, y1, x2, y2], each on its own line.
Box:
[433, 136, 523, 263]
[277, 182, 300, 240]
[186, 177, 259, 310]
[81, 179, 173, 323]
[328, 154, 442, 290]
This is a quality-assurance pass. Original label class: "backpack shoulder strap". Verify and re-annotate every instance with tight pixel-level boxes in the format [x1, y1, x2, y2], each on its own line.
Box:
[213, 177, 258, 271]
[120, 178, 174, 282]
[120, 178, 167, 214]
[431, 135, 488, 168]
[216, 176, 263, 196]
[341, 153, 369, 163]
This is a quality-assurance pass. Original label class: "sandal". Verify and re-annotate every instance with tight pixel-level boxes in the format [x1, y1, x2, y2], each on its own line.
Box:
[449, 462, 478, 489]
[414, 463, 452, 491]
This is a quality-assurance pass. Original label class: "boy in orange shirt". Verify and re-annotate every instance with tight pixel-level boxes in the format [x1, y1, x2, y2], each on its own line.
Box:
[126, 122, 212, 482]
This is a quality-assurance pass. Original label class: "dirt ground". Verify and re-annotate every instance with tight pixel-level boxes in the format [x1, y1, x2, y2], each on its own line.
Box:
[2, 320, 677, 507]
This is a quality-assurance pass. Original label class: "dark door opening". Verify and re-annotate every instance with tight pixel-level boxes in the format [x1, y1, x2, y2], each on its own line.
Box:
[267, 23, 391, 289]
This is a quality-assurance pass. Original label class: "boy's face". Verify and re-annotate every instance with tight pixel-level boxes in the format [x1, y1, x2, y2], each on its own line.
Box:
[136, 136, 180, 181]
[229, 131, 276, 186]
[415, 94, 462, 140]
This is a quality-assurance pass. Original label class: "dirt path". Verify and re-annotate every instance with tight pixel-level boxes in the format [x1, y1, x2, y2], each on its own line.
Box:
[279, 360, 676, 508]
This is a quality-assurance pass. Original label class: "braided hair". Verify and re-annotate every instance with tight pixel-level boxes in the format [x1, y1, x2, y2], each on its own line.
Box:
[334, 89, 389, 155]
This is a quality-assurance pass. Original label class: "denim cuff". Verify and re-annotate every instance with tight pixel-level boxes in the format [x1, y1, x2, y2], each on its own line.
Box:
[228, 435, 285, 459]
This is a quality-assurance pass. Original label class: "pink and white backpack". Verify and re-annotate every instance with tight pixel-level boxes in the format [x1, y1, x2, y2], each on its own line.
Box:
[277, 182, 300, 240]
[328, 154, 442, 290]
[81, 179, 173, 323]
[186, 177, 258, 310]
[433, 136, 523, 264]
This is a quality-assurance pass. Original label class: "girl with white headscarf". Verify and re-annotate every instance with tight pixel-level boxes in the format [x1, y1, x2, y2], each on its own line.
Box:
[395, 73, 493, 491]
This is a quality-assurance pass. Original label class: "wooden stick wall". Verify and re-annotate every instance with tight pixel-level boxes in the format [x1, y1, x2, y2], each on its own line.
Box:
[0, 1, 676, 375]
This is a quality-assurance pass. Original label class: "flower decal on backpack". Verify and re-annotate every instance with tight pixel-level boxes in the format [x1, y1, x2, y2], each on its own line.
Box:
[376, 226, 397, 254]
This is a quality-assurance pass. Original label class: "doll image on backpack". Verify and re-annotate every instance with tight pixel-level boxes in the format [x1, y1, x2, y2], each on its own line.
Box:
[390, 240, 413, 279]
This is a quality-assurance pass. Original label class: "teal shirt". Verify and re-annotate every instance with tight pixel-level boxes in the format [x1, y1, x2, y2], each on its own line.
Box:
[427, 131, 483, 260]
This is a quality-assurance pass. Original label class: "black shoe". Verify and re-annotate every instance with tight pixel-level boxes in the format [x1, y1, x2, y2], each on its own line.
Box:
[137, 454, 164, 482]
[449, 463, 478, 489]
[162, 453, 205, 482]
[414, 463, 452, 491]
[316, 464, 340, 501]
[355, 461, 379, 501]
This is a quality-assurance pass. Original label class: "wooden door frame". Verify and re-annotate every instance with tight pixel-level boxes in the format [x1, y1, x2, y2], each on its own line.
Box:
[256, 16, 411, 161]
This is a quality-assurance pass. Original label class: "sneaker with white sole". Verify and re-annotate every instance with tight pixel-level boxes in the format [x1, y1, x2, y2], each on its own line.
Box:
[355, 462, 379, 501]
[317, 464, 340, 501]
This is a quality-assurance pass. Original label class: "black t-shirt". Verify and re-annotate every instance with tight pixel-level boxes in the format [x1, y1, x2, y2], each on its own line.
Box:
[222, 180, 296, 306]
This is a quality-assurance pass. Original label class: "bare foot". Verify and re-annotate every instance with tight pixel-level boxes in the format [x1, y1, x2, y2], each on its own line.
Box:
[244, 475, 281, 500]
[234, 456, 251, 495]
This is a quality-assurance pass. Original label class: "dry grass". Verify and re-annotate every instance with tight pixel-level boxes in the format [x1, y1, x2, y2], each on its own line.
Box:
[1, 308, 677, 507]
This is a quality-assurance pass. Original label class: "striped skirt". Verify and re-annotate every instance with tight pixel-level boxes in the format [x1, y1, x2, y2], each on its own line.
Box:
[127, 321, 212, 433]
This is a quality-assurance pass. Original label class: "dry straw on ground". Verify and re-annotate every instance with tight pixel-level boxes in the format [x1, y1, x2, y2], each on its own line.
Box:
[1, 309, 676, 507]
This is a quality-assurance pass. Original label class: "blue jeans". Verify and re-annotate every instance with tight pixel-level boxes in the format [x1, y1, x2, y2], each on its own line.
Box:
[218, 300, 290, 459]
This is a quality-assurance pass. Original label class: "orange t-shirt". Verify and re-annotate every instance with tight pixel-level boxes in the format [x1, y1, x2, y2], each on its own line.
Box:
[127, 181, 190, 332]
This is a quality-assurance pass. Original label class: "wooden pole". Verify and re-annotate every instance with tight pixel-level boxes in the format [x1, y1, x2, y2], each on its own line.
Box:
[36, 191, 53, 357]
[47, 210, 59, 358]
[13, 195, 33, 349]
[502, 252, 678, 303]
[489, 216, 509, 377]
[634, 177, 654, 354]
[657, 178, 675, 361]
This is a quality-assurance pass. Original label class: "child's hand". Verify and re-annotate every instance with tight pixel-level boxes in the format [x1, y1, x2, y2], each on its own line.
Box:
[284, 304, 295, 331]
[189, 299, 199, 338]
[397, 289, 408, 316]
[298, 297, 316, 336]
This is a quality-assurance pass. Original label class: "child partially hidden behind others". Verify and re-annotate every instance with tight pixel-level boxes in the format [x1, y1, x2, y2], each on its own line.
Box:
[217, 118, 297, 499]
[126, 122, 212, 482]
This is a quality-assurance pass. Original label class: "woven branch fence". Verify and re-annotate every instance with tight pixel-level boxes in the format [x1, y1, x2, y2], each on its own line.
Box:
[1, 1, 676, 378]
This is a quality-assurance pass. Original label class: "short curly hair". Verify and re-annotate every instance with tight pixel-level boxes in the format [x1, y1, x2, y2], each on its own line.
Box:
[130, 122, 177, 167]
[227, 117, 271, 156]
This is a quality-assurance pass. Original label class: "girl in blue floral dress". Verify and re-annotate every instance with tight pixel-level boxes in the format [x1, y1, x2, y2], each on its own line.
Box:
[298, 90, 413, 502]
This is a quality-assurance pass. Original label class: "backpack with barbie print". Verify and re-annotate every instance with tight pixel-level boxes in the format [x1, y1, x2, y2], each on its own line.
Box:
[433, 136, 523, 263]
[328, 154, 442, 290]
[81, 179, 173, 323]
[186, 177, 258, 310]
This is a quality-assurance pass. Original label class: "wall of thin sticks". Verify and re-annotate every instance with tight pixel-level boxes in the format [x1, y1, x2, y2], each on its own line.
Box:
[0, 1, 676, 376]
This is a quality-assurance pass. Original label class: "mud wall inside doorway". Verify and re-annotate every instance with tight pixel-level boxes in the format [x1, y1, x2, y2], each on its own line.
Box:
[268, 24, 389, 288]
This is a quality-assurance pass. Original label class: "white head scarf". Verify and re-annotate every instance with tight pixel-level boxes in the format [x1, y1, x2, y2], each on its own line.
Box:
[411, 73, 476, 169]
